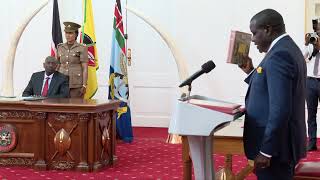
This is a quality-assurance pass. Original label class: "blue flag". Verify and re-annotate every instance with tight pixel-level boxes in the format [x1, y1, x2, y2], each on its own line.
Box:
[108, 0, 133, 143]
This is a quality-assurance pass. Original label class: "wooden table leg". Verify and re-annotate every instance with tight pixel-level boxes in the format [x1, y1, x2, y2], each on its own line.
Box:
[182, 136, 192, 180]
[111, 110, 117, 166]
[76, 114, 89, 171]
[34, 112, 47, 170]
[215, 154, 254, 180]
[235, 160, 254, 180]
[215, 154, 235, 180]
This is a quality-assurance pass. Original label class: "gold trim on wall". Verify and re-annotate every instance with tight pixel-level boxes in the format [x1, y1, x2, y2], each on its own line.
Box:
[305, 0, 320, 33]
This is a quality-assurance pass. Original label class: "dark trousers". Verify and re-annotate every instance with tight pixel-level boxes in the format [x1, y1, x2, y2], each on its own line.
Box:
[255, 158, 296, 180]
[306, 77, 320, 146]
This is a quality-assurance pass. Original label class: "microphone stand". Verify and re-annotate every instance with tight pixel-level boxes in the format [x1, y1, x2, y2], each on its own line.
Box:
[179, 83, 192, 101]
[187, 84, 192, 99]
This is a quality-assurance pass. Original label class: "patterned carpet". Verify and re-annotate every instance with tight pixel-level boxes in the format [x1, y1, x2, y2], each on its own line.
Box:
[0, 127, 319, 180]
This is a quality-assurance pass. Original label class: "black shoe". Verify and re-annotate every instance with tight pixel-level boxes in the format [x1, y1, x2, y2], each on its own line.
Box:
[307, 144, 317, 151]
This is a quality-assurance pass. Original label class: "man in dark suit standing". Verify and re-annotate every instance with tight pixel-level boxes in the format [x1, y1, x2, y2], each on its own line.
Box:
[23, 56, 69, 98]
[239, 9, 307, 179]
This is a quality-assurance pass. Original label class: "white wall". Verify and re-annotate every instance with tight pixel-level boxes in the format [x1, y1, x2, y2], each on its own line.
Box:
[0, 0, 115, 98]
[0, 0, 304, 103]
[173, 0, 305, 103]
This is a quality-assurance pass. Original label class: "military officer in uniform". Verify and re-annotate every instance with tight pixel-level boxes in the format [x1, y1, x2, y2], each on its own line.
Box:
[57, 21, 88, 98]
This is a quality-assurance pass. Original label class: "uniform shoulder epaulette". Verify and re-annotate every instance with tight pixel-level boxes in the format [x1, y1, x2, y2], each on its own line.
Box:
[57, 43, 63, 47]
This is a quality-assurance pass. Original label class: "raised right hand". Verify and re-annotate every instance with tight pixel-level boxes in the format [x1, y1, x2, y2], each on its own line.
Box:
[238, 54, 254, 74]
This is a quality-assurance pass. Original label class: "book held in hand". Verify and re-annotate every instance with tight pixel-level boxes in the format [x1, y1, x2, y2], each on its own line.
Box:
[226, 30, 252, 65]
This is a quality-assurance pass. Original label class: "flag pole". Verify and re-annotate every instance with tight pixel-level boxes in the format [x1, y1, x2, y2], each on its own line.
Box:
[81, 0, 87, 44]
[124, 0, 129, 59]
[125, 0, 128, 42]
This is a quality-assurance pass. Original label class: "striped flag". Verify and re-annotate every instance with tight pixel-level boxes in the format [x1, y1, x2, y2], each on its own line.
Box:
[108, 0, 133, 143]
[81, 0, 98, 99]
[50, 0, 62, 57]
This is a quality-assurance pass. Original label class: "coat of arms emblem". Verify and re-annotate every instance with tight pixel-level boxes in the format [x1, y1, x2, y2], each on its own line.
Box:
[0, 124, 17, 152]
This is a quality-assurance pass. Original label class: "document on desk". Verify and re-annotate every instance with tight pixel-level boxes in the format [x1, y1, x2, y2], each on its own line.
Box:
[21, 96, 47, 101]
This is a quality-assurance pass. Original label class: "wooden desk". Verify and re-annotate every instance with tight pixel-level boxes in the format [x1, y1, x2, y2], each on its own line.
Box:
[0, 98, 120, 172]
[182, 120, 254, 180]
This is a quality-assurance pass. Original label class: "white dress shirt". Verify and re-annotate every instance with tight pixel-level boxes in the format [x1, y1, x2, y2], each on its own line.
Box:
[304, 44, 320, 78]
[247, 33, 289, 76]
[267, 33, 288, 53]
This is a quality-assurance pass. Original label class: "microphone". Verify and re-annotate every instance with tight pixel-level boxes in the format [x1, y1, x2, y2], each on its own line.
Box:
[179, 60, 216, 87]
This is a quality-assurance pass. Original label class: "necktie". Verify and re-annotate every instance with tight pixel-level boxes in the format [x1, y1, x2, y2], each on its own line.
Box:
[42, 77, 50, 97]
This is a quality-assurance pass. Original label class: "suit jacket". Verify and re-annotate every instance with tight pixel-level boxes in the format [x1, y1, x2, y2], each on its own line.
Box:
[244, 35, 307, 163]
[22, 71, 69, 98]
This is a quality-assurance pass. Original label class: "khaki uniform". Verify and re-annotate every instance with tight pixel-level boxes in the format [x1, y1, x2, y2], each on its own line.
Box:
[57, 42, 88, 89]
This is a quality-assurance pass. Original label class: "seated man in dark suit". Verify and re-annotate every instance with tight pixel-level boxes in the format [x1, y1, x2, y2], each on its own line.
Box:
[22, 56, 69, 98]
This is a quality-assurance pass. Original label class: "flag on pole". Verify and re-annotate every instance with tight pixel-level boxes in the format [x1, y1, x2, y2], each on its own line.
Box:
[50, 0, 62, 57]
[108, 0, 133, 143]
[81, 0, 98, 99]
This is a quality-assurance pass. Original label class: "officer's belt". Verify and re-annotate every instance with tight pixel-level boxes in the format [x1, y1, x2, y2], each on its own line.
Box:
[60, 63, 81, 66]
